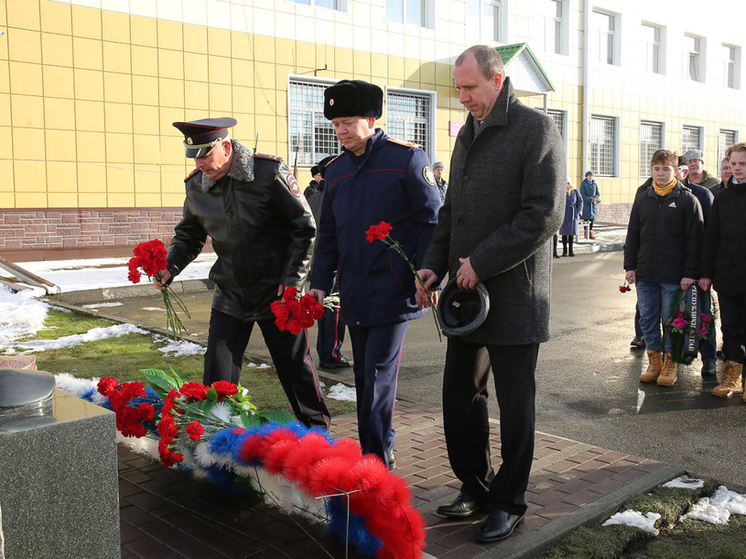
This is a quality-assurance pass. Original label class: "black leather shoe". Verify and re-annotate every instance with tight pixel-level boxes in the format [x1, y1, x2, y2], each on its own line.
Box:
[701, 361, 717, 376]
[436, 492, 490, 518]
[320, 356, 352, 369]
[476, 509, 525, 543]
[630, 335, 646, 348]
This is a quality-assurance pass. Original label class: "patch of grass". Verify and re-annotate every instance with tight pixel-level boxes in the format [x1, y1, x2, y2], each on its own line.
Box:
[31, 309, 355, 417]
[537, 479, 745, 559]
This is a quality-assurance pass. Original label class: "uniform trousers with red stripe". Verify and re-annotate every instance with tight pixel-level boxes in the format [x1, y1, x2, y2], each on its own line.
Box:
[203, 310, 331, 430]
[347, 321, 408, 469]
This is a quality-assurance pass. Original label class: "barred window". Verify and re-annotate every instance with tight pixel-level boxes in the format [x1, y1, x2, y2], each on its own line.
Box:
[590, 115, 616, 176]
[288, 80, 340, 166]
[682, 125, 702, 153]
[386, 90, 433, 158]
[639, 121, 663, 177]
[719, 129, 738, 174]
[546, 109, 566, 141]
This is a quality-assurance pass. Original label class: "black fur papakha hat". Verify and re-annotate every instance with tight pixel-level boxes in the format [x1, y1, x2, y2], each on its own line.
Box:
[324, 80, 383, 120]
[436, 279, 490, 336]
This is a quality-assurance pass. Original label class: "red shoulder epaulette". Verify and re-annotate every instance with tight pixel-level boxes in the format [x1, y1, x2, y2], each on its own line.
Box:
[254, 153, 283, 163]
[184, 168, 200, 183]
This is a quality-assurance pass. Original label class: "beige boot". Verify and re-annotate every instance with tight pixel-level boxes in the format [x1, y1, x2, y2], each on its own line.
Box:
[657, 353, 678, 386]
[640, 350, 663, 382]
[712, 361, 743, 397]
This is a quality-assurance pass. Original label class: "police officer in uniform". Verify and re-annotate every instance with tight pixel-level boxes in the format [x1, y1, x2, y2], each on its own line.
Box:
[155, 117, 330, 430]
[309, 81, 441, 468]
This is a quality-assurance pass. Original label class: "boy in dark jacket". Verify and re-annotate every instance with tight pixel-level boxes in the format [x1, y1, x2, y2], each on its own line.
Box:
[624, 149, 705, 386]
[700, 142, 746, 400]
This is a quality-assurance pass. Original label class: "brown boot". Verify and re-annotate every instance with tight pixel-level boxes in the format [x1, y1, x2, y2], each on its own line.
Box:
[712, 361, 743, 397]
[589, 230, 596, 240]
[657, 353, 678, 386]
[640, 350, 663, 382]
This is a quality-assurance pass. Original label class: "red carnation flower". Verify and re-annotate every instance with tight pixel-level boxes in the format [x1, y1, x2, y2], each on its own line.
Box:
[365, 221, 393, 243]
[97, 377, 118, 397]
[180, 382, 209, 402]
[212, 380, 238, 400]
[186, 421, 205, 441]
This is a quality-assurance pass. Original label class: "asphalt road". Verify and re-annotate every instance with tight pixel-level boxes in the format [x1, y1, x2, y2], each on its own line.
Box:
[74, 250, 746, 490]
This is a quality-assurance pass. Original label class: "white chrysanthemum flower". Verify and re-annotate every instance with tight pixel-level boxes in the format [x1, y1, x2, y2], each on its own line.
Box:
[210, 401, 233, 423]
[193, 442, 216, 467]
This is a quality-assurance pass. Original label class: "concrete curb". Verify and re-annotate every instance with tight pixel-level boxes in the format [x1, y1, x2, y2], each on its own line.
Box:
[46, 278, 215, 305]
[482, 464, 686, 559]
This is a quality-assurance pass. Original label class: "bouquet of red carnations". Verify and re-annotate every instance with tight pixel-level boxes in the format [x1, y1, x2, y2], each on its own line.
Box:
[270, 286, 326, 335]
[128, 239, 191, 340]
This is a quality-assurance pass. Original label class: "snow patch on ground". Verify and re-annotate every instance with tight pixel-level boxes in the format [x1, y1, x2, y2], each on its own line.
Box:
[326, 383, 357, 402]
[603, 510, 661, 534]
[683, 486, 746, 525]
[664, 475, 705, 490]
[157, 339, 207, 357]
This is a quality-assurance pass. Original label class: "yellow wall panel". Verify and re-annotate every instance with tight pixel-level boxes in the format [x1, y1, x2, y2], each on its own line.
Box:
[159, 49, 184, 80]
[296, 41, 315, 71]
[159, 78, 185, 109]
[107, 192, 134, 207]
[208, 56, 232, 85]
[134, 165, 161, 193]
[0, 194, 13, 209]
[75, 100, 105, 131]
[371, 53, 388, 79]
[46, 161, 77, 192]
[160, 165, 190, 193]
[41, 34, 73, 67]
[104, 102, 133, 133]
[353, 51, 372, 77]
[78, 192, 106, 206]
[0, 127, 11, 166]
[103, 72, 132, 104]
[420, 61, 436, 86]
[132, 75, 159, 106]
[183, 24, 207, 55]
[43, 65, 75, 99]
[231, 59, 254, 87]
[275, 39, 294, 66]
[231, 31, 252, 61]
[184, 80, 208, 109]
[101, 10, 130, 44]
[45, 129, 77, 161]
[44, 98, 76, 130]
[105, 132, 133, 163]
[131, 45, 158, 76]
[255, 114, 276, 143]
[131, 15, 157, 47]
[103, 41, 132, 74]
[11, 95, 44, 128]
[133, 135, 160, 164]
[48, 192, 79, 207]
[0, 95, 9, 126]
[8, 29, 42, 64]
[132, 104, 159, 135]
[16, 192, 48, 207]
[207, 27, 231, 57]
[335, 48, 353, 75]
[160, 135, 186, 164]
[232, 113, 255, 143]
[75, 131, 106, 163]
[157, 20, 183, 51]
[208, 83, 231, 112]
[0, 63, 8, 94]
[71, 5, 101, 40]
[254, 35, 275, 63]
[77, 161, 106, 192]
[13, 161, 46, 191]
[73, 37, 103, 70]
[40, 0, 71, 35]
[184, 52, 209, 82]
[387, 55, 404, 82]
[106, 165, 134, 192]
[7, 0, 40, 31]
[158, 107, 185, 137]
[254, 61, 275, 90]
[162, 192, 185, 206]
[13, 127, 45, 160]
[233, 86, 254, 115]
[135, 192, 161, 207]
[9, 61, 43, 95]
[74, 69, 104, 101]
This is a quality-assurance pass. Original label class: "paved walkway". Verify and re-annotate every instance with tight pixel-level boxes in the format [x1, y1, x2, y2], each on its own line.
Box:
[119, 399, 682, 559]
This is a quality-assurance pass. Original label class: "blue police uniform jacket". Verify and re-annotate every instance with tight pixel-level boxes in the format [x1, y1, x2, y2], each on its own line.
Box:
[310, 129, 441, 327]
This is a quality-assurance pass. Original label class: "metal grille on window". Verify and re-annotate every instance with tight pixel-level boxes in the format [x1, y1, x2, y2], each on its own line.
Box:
[639, 122, 662, 177]
[682, 126, 701, 153]
[288, 81, 340, 166]
[590, 116, 615, 176]
[386, 92, 431, 155]
[546, 110, 565, 141]
[719, 130, 737, 174]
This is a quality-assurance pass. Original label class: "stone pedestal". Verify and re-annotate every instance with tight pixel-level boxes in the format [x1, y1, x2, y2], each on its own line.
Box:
[0, 372, 120, 559]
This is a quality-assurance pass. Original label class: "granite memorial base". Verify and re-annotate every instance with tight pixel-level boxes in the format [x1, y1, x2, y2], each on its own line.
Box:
[0, 369, 120, 559]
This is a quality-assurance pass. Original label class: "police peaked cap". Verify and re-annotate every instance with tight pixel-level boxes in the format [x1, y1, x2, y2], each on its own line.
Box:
[324, 80, 383, 120]
[436, 279, 490, 336]
[172, 117, 237, 158]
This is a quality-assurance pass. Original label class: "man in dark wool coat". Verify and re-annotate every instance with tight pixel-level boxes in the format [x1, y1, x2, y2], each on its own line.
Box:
[417, 45, 565, 544]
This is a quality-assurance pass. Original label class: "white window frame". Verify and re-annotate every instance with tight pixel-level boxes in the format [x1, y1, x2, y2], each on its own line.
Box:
[535, 106, 569, 156]
[385, 0, 434, 29]
[639, 120, 665, 178]
[384, 87, 437, 162]
[467, 0, 508, 44]
[287, 76, 340, 167]
[641, 22, 665, 75]
[534, 0, 568, 55]
[681, 124, 704, 153]
[590, 113, 620, 178]
[287, 0, 347, 11]
[591, 9, 621, 66]
[685, 33, 706, 83]
[724, 44, 741, 90]
[719, 129, 739, 174]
